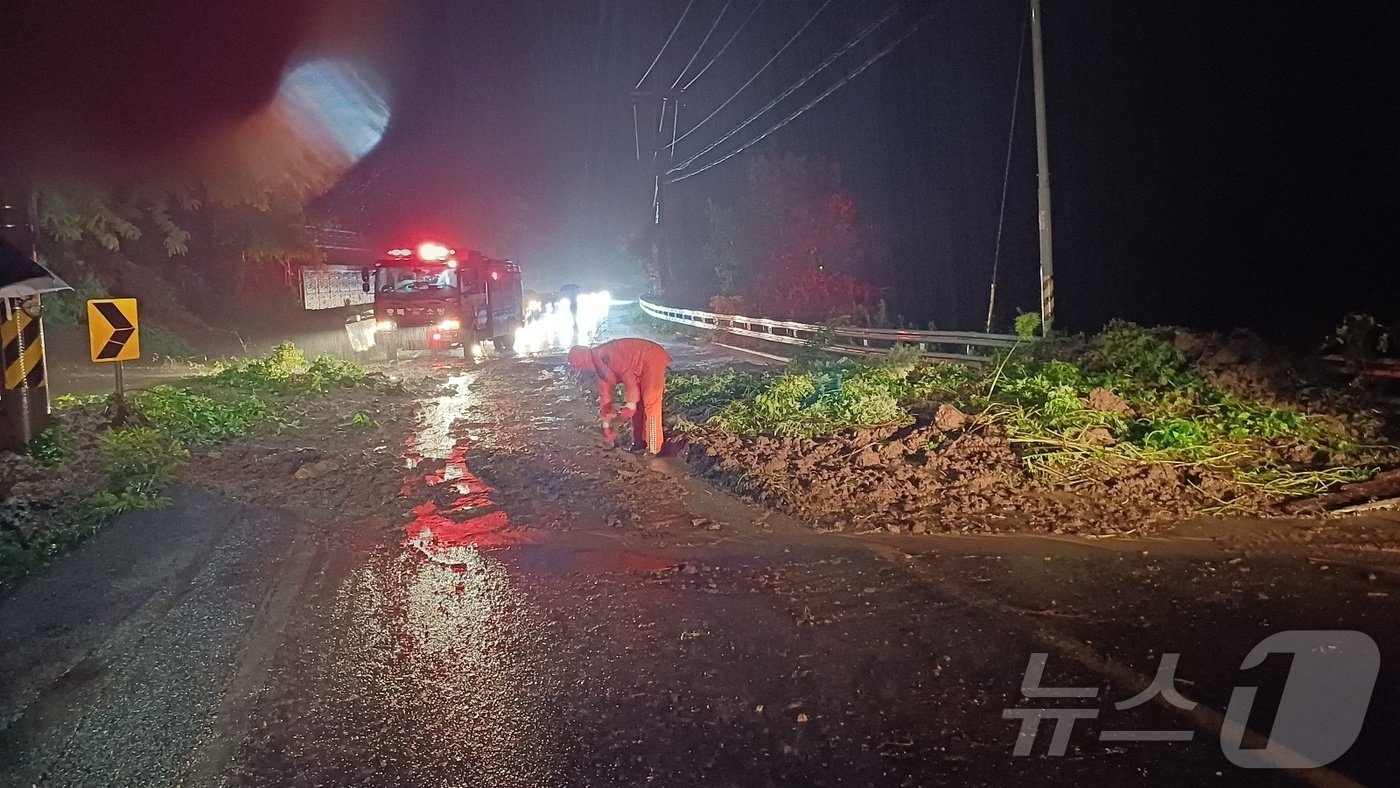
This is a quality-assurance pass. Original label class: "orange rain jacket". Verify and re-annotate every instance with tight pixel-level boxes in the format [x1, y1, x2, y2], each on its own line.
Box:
[570, 338, 672, 452]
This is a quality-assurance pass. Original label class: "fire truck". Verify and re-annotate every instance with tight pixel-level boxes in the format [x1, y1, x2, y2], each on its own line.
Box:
[358, 242, 524, 359]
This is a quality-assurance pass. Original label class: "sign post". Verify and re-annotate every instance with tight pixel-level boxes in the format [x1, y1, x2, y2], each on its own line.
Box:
[86, 298, 140, 421]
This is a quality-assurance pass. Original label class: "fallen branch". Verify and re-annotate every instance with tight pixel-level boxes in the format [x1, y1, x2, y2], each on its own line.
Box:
[1332, 496, 1400, 515]
[1282, 468, 1400, 513]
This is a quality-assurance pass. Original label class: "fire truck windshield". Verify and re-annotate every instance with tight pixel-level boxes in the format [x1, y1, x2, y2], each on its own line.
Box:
[377, 266, 458, 294]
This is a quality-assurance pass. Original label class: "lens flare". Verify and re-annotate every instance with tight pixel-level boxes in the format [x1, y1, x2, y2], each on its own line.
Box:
[276, 58, 390, 163]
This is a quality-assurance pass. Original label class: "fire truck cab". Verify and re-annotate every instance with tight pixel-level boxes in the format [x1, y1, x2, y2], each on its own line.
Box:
[363, 242, 523, 359]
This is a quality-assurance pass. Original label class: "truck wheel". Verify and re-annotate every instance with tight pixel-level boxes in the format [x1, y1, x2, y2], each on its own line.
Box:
[493, 320, 521, 355]
[462, 329, 479, 364]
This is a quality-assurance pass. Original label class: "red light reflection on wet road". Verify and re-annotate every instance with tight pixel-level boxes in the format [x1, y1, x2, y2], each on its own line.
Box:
[401, 374, 537, 563]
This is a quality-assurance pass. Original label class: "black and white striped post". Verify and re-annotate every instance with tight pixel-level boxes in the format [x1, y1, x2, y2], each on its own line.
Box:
[0, 188, 63, 450]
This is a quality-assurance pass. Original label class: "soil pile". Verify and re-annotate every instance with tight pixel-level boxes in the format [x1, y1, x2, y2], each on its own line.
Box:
[1172, 329, 1304, 406]
[685, 414, 1211, 536]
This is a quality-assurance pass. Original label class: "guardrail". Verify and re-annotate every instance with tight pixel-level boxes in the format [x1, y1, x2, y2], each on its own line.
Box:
[638, 298, 1025, 365]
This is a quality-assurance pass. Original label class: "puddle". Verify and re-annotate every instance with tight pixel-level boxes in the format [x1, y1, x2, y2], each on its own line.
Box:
[400, 374, 539, 563]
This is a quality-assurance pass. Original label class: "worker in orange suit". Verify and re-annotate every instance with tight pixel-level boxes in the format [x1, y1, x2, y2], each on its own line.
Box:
[568, 338, 673, 455]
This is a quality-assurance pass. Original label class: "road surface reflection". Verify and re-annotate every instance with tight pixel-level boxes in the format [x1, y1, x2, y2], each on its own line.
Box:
[402, 374, 538, 560]
[318, 370, 562, 785]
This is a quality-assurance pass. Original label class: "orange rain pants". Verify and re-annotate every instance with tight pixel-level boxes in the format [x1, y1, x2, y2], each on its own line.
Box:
[578, 338, 672, 454]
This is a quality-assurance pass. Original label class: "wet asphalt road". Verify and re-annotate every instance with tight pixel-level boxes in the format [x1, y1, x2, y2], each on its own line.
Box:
[5, 333, 1400, 786]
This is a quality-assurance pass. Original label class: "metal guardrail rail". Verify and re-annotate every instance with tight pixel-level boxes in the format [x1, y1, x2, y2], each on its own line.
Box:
[639, 298, 1025, 364]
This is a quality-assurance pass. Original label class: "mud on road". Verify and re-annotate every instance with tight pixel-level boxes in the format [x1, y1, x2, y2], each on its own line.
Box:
[4, 340, 1400, 786]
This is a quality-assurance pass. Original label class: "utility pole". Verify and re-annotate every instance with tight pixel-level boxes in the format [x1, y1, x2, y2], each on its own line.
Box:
[1029, 0, 1055, 331]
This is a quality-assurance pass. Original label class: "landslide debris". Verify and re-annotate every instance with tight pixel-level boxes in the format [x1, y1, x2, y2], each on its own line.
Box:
[667, 322, 1398, 535]
[0, 343, 397, 589]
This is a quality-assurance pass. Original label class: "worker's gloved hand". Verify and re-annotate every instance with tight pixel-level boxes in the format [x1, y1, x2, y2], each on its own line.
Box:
[618, 403, 637, 420]
[601, 425, 616, 448]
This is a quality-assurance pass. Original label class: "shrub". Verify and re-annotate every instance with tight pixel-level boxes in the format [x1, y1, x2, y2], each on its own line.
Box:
[135, 386, 266, 446]
[1014, 311, 1043, 339]
[96, 427, 187, 505]
[208, 342, 369, 394]
[1082, 321, 1189, 386]
[28, 427, 66, 466]
[710, 367, 912, 437]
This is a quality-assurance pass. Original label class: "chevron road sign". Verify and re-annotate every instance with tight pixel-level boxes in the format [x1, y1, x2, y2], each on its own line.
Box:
[87, 298, 140, 363]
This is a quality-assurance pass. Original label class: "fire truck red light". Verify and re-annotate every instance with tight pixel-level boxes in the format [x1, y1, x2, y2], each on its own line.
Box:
[417, 242, 450, 261]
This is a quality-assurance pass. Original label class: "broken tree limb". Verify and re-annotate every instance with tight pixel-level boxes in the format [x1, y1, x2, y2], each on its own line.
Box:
[1282, 468, 1400, 513]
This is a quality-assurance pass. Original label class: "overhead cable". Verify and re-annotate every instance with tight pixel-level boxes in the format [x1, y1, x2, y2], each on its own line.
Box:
[672, 0, 832, 148]
[668, 7, 941, 184]
[986, 6, 1029, 332]
[635, 0, 698, 89]
[681, 0, 768, 91]
[672, 0, 733, 89]
[670, 2, 901, 171]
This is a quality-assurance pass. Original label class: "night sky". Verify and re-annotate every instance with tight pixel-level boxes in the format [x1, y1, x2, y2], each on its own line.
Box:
[2, 0, 1396, 344]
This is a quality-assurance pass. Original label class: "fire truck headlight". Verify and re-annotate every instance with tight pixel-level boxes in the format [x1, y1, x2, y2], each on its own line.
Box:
[439, 318, 461, 331]
[375, 319, 396, 332]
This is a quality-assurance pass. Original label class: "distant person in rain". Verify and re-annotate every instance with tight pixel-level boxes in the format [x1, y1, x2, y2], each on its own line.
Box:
[559, 283, 581, 335]
[568, 338, 672, 456]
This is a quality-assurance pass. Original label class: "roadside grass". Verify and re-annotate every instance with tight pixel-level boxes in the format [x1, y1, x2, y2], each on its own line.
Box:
[667, 322, 1386, 503]
[0, 342, 382, 590]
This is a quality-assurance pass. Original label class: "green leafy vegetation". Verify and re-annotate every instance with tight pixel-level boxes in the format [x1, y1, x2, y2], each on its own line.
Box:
[27, 427, 66, 467]
[209, 342, 370, 394]
[340, 411, 378, 429]
[134, 386, 265, 446]
[53, 393, 106, 410]
[94, 427, 188, 512]
[671, 322, 1385, 502]
[1014, 311, 1043, 339]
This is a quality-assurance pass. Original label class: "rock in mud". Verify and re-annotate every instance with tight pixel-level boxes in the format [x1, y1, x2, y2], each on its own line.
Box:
[1083, 427, 1117, 446]
[1084, 387, 1134, 418]
[934, 403, 970, 432]
[293, 459, 339, 480]
[855, 449, 883, 468]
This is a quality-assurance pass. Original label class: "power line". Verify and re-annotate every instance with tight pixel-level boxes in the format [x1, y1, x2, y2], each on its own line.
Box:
[681, 0, 767, 91]
[672, 0, 733, 90]
[669, 2, 901, 172]
[986, 5, 1029, 332]
[671, 0, 832, 149]
[635, 0, 698, 89]
[668, 7, 941, 184]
